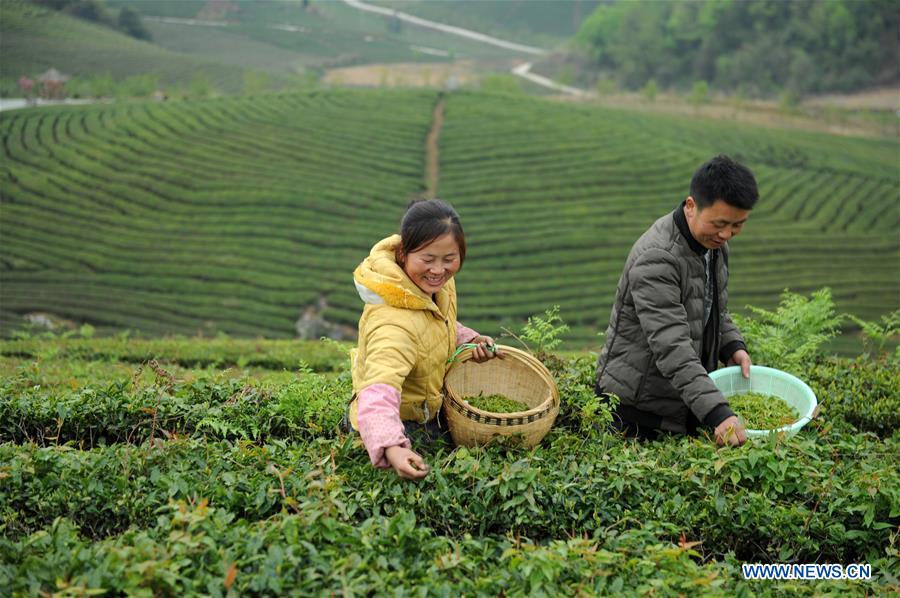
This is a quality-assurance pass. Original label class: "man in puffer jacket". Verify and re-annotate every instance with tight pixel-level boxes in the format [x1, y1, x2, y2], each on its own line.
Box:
[596, 155, 757, 446]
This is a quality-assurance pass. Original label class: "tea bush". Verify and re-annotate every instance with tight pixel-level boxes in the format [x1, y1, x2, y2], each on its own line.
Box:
[1, 337, 346, 372]
[805, 355, 900, 435]
[0, 377, 322, 447]
[3, 425, 895, 564]
[1, 507, 803, 597]
[0, 335, 897, 594]
[0, 357, 353, 447]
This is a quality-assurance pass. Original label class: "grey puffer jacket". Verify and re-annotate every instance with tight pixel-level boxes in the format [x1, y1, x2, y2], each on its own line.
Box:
[596, 203, 746, 433]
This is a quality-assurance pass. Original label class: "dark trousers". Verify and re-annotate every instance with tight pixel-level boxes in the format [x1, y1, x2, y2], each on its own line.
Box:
[597, 388, 700, 440]
[402, 416, 452, 445]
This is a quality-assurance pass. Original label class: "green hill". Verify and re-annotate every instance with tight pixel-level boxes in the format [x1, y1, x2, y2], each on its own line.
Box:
[1, 89, 897, 346]
[374, 0, 602, 47]
[110, 0, 523, 73]
[0, 0, 295, 94]
[1, 0, 531, 97]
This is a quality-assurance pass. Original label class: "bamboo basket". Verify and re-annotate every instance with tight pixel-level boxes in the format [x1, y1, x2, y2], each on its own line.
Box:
[443, 345, 559, 448]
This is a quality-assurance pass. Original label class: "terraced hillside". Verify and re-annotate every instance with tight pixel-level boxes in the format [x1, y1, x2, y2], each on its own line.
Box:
[0, 0, 290, 94]
[1, 89, 897, 345]
[440, 93, 900, 344]
[0, 90, 436, 336]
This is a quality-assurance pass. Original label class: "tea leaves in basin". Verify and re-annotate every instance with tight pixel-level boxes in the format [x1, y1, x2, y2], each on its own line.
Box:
[729, 391, 800, 430]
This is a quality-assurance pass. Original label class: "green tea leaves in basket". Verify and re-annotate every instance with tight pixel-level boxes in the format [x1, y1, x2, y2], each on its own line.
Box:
[464, 392, 529, 414]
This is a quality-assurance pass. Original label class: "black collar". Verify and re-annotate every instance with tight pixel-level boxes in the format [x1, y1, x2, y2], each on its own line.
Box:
[673, 201, 707, 256]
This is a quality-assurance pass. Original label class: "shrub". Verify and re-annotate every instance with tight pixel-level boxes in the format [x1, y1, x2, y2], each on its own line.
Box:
[273, 364, 350, 437]
[117, 6, 151, 41]
[733, 288, 842, 376]
[0, 366, 350, 446]
[480, 74, 525, 95]
[847, 310, 900, 359]
[689, 80, 709, 106]
[519, 305, 569, 356]
[553, 353, 616, 436]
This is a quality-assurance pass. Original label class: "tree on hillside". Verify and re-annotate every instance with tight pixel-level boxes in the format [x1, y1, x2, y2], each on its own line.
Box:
[118, 7, 152, 41]
[33, 0, 116, 27]
[32, 0, 153, 40]
[576, 0, 900, 97]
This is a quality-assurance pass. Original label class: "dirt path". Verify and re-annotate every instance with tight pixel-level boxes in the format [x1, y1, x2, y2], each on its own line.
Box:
[424, 96, 446, 199]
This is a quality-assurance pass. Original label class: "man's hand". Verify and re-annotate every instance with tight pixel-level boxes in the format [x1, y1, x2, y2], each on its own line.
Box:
[727, 349, 752, 378]
[714, 415, 747, 447]
[384, 445, 430, 480]
[470, 335, 504, 363]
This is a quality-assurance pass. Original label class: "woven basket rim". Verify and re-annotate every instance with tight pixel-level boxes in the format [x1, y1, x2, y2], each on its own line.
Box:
[446, 392, 558, 425]
[444, 344, 558, 420]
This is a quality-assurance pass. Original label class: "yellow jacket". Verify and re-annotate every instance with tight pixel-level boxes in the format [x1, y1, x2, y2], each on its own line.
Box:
[349, 235, 457, 426]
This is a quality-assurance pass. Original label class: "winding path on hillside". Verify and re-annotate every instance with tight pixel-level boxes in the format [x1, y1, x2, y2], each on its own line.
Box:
[512, 62, 585, 96]
[341, 0, 546, 55]
[340, 0, 586, 96]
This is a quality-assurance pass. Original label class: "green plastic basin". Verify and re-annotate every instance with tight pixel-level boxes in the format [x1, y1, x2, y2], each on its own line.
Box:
[709, 365, 818, 438]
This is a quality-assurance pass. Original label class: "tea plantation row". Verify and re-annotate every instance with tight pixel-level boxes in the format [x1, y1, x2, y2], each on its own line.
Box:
[437, 92, 899, 343]
[2, 89, 897, 344]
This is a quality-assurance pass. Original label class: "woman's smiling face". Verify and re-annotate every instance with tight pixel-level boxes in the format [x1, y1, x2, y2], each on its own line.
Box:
[400, 233, 460, 295]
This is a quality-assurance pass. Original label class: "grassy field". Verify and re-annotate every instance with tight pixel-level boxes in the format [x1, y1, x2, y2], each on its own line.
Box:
[0, 0, 295, 94]
[2, 0, 523, 98]
[139, 19, 316, 79]
[374, 0, 602, 48]
[0, 88, 897, 349]
[113, 0, 524, 73]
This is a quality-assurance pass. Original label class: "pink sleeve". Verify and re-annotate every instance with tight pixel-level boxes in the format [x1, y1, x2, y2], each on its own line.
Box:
[357, 383, 410, 468]
[456, 321, 480, 346]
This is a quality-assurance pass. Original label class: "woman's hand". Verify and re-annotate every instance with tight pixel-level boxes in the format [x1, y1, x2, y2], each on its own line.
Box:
[384, 445, 430, 480]
[470, 335, 503, 363]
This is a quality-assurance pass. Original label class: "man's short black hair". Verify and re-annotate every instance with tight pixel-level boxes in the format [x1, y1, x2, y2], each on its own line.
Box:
[690, 155, 759, 210]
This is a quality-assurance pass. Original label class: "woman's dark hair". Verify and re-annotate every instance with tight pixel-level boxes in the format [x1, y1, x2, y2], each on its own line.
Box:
[398, 199, 466, 267]
[690, 155, 759, 210]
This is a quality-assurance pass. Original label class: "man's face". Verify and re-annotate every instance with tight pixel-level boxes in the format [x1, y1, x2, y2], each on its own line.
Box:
[684, 197, 750, 250]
